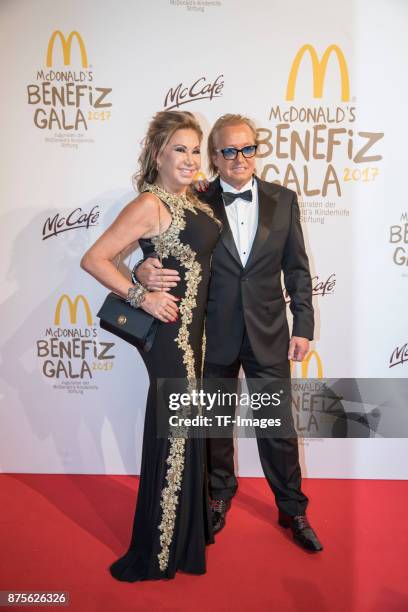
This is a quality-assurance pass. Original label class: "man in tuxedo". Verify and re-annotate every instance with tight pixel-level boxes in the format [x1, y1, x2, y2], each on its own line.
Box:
[136, 114, 322, 552]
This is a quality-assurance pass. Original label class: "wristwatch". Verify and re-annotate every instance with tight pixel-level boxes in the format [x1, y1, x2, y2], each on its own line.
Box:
[131, 259, 144, 284]
[131, 252, 160, 284]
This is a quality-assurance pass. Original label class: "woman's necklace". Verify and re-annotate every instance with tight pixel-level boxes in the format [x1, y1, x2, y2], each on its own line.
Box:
[142, 182, 197, 214]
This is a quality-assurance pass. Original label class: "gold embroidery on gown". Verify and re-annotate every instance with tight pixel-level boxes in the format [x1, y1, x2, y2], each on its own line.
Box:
[141, 182, 212, 572]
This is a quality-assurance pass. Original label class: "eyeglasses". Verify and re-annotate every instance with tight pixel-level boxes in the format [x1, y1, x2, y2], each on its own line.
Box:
[215, 145, 258, 160]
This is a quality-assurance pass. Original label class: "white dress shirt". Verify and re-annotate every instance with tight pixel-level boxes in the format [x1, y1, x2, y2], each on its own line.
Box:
[220, 176, 259, 267]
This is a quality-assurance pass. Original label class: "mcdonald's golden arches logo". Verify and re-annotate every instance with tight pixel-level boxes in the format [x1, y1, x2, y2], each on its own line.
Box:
[54, 294, 93, 325]
[291, 350, 323, 378]
[286, 44, 350, 102]
[46, 30, 88, 68]
[193, 171, 207, 182]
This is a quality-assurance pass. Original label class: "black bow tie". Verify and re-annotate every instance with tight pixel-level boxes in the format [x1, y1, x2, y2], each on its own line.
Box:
[222, 189, 253, 206]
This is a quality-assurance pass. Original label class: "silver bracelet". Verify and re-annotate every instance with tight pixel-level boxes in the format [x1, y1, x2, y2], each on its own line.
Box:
[126, 283, 147, 308]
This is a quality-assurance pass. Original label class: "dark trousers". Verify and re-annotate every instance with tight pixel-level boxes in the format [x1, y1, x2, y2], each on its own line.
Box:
[204, 328, 308, 517]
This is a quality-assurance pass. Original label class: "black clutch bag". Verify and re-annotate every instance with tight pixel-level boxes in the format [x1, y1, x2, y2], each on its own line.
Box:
[96, 198, 162, 352]
[97, 291, 158, 352]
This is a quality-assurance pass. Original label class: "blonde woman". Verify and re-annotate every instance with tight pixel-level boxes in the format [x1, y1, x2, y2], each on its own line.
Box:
[81, 111, 220, 581]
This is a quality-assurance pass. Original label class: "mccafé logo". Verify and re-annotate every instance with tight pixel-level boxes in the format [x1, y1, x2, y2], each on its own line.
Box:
[27, 31, 112, 138]
[42, 206, 99, 240]
[164, 74, 224, 110]
[284, 273, 336, 302]
[46, 30, 88, 67]
[54, 294, 93, 326]
[286, 44, 350, 102]
[389, 343, 408, 368]
[291, 350, 323, 378]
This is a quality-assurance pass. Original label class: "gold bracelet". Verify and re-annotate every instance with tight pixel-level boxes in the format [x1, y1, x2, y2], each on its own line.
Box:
[126, 283, 147, 308]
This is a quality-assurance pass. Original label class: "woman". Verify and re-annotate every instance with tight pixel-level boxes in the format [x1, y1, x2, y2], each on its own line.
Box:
[80, 111, 221, 581]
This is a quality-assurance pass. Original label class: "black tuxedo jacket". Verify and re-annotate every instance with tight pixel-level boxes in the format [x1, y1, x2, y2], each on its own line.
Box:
[199, 176, 314, 367]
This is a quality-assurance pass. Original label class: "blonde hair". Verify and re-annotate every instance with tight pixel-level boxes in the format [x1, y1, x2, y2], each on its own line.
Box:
[134, 110, 203, 191]
[207, 113, 258, 177]
[134, 110, 221, 228]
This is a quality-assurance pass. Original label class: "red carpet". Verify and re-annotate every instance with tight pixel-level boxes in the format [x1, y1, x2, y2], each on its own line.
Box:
[1, 474, 407, 612]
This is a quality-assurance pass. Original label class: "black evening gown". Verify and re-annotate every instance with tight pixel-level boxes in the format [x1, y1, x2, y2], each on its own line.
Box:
[109, 183, 219, 581]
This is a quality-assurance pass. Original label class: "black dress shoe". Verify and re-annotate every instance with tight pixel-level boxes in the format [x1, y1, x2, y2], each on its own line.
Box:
[278, 511, 323, 551]
[210, 499, 231, 534]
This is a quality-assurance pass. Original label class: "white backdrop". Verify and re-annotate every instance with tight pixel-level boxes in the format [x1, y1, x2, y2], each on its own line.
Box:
[1, 0, 407, 477]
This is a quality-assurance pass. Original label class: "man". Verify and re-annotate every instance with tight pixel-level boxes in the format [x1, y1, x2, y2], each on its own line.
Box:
[136, 114, 322, 552]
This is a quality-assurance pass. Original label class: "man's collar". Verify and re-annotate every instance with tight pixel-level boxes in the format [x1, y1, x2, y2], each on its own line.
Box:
[220, 175, 255, 194]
